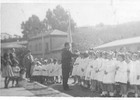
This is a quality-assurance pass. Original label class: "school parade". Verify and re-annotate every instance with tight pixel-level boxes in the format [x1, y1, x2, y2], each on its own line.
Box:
[1, 1, 140, 98]
[1, 41, 140, 97]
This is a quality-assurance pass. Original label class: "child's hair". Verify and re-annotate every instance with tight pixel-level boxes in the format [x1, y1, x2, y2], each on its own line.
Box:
[117, 54, 125, 61]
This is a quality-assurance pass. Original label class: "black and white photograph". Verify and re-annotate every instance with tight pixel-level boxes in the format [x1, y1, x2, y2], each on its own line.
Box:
[1, 0, 140, 98]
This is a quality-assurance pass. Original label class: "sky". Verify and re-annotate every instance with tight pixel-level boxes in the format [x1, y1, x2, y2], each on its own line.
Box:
[1, 0, 140, 36]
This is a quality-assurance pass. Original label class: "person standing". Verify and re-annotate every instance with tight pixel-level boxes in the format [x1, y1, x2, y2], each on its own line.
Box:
[23, 50, 34, 81]
[61, 42, 78, 91]
[1, 53, 14, 88]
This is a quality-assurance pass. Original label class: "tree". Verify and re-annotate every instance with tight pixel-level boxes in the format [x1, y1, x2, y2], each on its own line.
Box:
[46, 5, 76, 32]
[21, 15, 45, 39]
[21, 5, 76, 39]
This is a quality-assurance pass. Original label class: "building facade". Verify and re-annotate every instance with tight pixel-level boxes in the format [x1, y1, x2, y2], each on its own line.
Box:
[28, 30, 69, 59]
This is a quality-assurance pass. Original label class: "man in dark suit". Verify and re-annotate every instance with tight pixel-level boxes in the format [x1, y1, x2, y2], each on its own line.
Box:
[61, 42, 78, 91]
[23, 50, 34, 81]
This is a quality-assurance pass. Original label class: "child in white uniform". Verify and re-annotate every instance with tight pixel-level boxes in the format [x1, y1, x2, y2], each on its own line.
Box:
[129, 53, 140, 97]
[90, 52, 98, 92]
[81, 52, 90, 87]
[76, 53, 84, 85]
[72, 56, 81, 84]
[84, 52, 94, 88]
[95, 51, 103, 93]
[115, 54, 129, 97]
[99, 52, 108, 96]
[102, 52, 117, 97]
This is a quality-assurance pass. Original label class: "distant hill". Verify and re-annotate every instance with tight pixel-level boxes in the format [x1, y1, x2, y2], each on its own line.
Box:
[72, 21, 140, 51]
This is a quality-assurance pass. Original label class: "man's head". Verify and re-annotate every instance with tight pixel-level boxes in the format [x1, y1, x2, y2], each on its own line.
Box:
[64, 42, 70, 50]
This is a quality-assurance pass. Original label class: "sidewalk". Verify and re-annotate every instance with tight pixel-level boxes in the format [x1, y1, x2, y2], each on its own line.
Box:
[0, 76, 34, 96]
[0, 76, 71, 97]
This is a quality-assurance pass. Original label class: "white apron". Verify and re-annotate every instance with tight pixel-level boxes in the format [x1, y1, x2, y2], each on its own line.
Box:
[103, 60, 116, 84]
[96, 58, 106, 82]
[41, 64, 49, 76]
[85, 59, 94, 80]
[90, 59, 98, 80]
[48, 63, 53, 76]
[80, 57, 91, 78]
[115, 61, 128, 83]
[32, 65, 42, 76]
[72, 57, 81, 76]
[129, 61, 140, 85]
[76, 58, 84, 77]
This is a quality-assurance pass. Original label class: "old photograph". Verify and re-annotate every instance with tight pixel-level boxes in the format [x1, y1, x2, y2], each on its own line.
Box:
[1, 0, 140, 98]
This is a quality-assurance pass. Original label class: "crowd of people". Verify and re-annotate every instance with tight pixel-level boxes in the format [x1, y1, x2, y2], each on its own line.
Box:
[1, 45, 140, 97]
[26, 47, 140, 97]
[30, 58, 62, 84]
[71, 50, 140, 97]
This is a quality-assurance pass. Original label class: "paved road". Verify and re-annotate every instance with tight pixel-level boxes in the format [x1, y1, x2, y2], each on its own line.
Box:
[0, 76, 34, 96]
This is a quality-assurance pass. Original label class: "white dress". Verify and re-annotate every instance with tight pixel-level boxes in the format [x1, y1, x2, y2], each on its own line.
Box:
[50, 63, 56, 76]
[96, 58, 106, 82]
[48, 63, 53, 76]
[57, 64, 62, 76]
[85, 59, 94, 80]
[80, 57, 91, 78]
[32, 65, 42, 76]
[42, 64, 49, 76]
[76, 58, 84, 77]
[103, 60, 117, 84]
[129, 60, 140, 85]
[90, 59, 98, 80]
[115, 61, 128, 83]
[72, 57, 81, 76]
[52, 63, 59, 76]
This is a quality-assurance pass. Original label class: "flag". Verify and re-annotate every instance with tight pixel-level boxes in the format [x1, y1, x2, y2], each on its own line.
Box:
[67, 11, 73, 44]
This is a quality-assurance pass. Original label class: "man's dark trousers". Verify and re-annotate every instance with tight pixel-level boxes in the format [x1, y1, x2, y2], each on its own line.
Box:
[62, 65, 71, 90]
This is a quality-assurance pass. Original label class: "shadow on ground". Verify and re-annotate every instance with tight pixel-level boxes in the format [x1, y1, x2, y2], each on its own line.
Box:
[49, 84, 100, 97]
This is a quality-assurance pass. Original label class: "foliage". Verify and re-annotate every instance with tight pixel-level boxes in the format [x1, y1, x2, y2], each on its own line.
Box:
[21, 5, 76, 39]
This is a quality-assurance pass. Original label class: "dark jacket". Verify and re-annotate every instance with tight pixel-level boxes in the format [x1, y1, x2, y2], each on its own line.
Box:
[61, 48, 77, 68]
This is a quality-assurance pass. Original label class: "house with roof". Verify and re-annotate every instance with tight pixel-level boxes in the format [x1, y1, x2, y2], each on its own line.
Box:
[94, 36, 140, 52]
[1, 33, 12, 40]
[28, 29, 69, 59]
